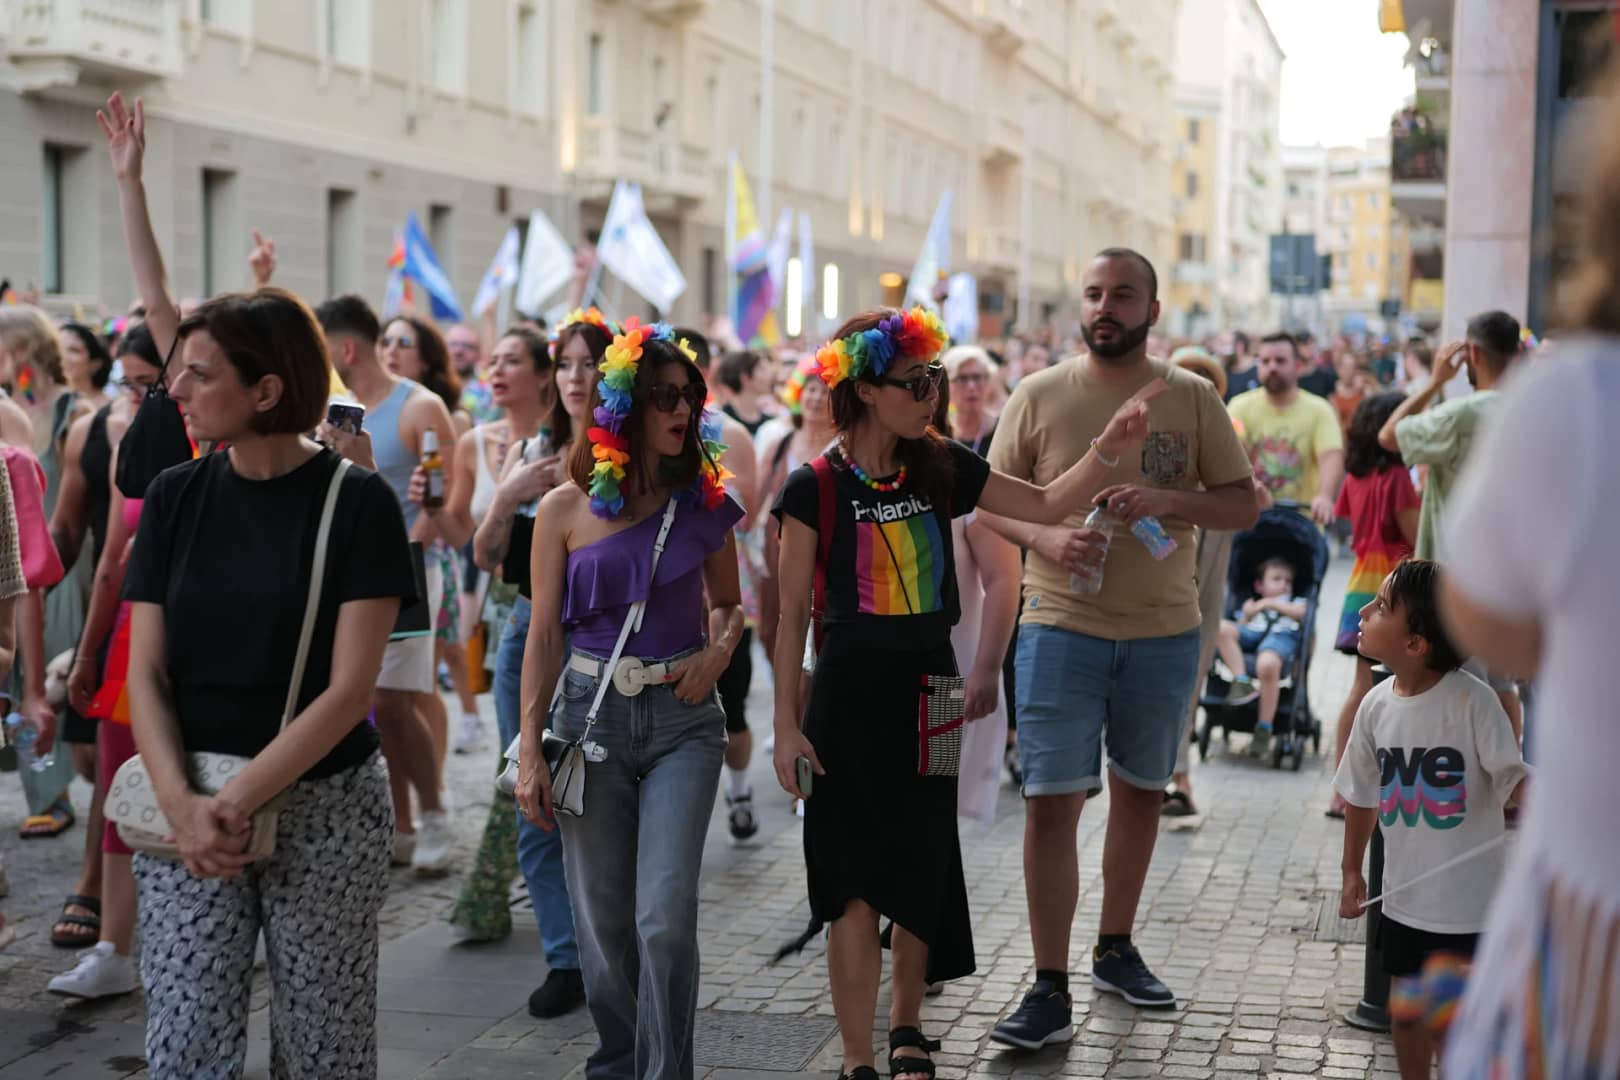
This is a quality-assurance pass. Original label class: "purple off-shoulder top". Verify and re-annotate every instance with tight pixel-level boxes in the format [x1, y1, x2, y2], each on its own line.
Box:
[562, 494, 744, 659]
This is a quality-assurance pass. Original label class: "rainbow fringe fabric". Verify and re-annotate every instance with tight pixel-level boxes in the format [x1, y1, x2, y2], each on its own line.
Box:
[813, 307, 948, 390]
[1336, 549, 1404, 651]
[586, 318, 728, 519]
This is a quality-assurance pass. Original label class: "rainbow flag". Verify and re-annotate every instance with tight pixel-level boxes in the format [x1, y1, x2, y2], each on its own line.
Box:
[729, 159, 779, 346]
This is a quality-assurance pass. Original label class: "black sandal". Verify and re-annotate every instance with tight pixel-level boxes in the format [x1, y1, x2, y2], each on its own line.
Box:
[838, 1068, 880, 1080]
[1161, 789, 1197, 817]
[888, 1026, 940, 1079]
[50, 893, 101, 948]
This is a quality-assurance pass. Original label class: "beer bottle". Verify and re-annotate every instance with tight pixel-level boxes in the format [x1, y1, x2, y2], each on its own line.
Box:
[421, 429, 445, 509]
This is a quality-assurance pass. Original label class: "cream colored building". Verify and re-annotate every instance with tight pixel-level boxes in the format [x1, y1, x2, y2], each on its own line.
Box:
[1166, 0, 1284, 337]
[1318, 139, 1409, 337]
[0, 0, 1177, 336]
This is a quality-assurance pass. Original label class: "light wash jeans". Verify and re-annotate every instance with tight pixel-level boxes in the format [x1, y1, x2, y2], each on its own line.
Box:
[495, 596, 580, 972]
[550, 653, 727, 1080]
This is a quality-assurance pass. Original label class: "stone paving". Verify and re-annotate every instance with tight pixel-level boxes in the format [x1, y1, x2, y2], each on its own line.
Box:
[0, 557, 1415, 1078]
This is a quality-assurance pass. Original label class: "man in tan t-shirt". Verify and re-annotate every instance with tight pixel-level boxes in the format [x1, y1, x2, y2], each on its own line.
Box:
[984, 250, 1257, 1044]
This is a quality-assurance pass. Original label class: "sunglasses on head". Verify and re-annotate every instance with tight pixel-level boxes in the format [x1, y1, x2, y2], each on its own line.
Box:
[381, 333, 415, 349]
[647, 381, 707, 414]
[879, 362, 946, 402]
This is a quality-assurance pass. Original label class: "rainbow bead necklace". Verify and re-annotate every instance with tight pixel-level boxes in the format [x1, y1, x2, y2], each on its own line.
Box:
[840, 445, 907, 493]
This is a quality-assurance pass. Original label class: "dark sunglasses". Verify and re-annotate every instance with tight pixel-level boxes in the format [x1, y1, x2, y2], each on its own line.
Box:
[880, 362, 946, 402]
[647, 381, 706, 414]
[380, 333, 415, 349]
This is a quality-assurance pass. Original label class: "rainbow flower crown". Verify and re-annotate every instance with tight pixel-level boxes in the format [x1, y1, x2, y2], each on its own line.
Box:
[586, 317, 730, 518]
[551, 307, 617, 356]
[779, 355, 820, 414]
[814, 307, 949, 390]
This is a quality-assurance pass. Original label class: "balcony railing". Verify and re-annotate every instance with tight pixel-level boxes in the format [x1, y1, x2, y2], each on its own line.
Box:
[2, 0, 182, 89]
[1391, 128, 1447, 183]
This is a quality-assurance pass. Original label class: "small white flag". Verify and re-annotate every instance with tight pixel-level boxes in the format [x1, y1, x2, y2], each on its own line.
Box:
[472, 226, 522, 317]
[597, 181, 687, 315]
[514, 210, 575, 316]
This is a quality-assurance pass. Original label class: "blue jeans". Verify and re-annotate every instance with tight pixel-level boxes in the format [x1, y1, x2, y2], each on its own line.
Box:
[495, 596, 579, 972]
[550, 655, 727, 1080]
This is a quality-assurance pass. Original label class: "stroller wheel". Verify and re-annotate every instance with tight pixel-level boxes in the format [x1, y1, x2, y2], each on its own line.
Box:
[1311, 720, 1322, 755]
[1271, 738, 1287, 770]
[1197, 718, 1212, 762]
[1290, 745, 1304, 772]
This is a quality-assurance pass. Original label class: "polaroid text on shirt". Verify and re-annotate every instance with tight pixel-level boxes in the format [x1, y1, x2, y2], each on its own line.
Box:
[1378, 744, 1466, 830]
[851, 493, 934, 523]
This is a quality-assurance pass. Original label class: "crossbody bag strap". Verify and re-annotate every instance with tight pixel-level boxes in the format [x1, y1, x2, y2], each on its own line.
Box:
[278, 457, 351, 733]
[581, 497, 680, 729]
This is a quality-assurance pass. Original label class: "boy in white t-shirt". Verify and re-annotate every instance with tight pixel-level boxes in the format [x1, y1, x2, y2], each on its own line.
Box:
[1334, 558, 1528, 1079]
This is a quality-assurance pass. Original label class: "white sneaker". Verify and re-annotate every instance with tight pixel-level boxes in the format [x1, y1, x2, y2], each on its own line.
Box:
[412, 810, 453, 875]
[452, 713, 483, 754]
[48, 942, 138, 999]
[392, 830, 417, 866]
[439, 785, 456, 814]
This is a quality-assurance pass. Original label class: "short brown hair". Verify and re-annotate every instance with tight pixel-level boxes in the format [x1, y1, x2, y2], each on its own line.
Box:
[177, 287, 331, 435]
[566, 338, 711, 498]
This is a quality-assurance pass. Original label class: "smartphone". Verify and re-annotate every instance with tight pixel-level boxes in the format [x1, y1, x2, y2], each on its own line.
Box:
[326, 401, 366, 436]
[795, 755, 813, 799]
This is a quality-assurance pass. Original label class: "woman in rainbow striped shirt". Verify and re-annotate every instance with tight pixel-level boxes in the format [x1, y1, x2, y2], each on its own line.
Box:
[767, 307, 1161, 1080]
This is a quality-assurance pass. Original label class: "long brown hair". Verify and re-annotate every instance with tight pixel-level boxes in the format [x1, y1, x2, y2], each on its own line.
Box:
[566, 338, 713, 500]
[1563, 63, 1620, 332]
[827, 309, 954, 501]
[551, 321, 612, 448]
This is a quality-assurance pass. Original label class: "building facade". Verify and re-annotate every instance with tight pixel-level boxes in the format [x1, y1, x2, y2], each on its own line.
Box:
[1167, 0, 1284, 337]
[1, 0, 1177, 338]
[1384, 0, 1615, 339]
[1318, 139, 1409, 338]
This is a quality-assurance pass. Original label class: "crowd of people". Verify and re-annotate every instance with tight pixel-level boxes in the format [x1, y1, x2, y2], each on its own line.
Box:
[0, 86, 1614, 1080]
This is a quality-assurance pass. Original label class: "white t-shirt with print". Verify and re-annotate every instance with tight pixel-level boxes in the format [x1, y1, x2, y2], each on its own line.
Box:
[1333, 670, 1528, 934]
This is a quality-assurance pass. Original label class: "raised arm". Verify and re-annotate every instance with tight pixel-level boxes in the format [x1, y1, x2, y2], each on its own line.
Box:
[97, 93, 178, 357]
[975, 378, 1165, 525]
[1379, 341, 1464, 452]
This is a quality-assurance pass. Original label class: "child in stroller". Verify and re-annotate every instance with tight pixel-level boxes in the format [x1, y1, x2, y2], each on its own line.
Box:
[1217, 557, 1306, 759]
[1197, 503, 1329, 769]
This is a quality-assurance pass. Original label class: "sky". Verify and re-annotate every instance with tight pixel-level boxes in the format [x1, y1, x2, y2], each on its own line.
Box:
[1257, 0, 1416, 148]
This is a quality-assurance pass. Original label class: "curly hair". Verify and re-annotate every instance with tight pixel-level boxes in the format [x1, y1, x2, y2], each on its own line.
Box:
[1345, 391, 1407, 478]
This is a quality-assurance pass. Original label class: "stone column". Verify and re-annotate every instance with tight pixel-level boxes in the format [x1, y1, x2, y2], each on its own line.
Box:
[1440, 0, 1539, 341]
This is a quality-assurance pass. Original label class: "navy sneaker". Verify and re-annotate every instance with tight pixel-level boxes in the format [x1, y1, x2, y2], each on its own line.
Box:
[988, 979, 1073, 1049]
[1092, 942, 1175, 1008]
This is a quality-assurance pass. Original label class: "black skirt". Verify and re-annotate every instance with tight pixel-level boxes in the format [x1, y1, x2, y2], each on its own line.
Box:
[799, 635, 975, 983]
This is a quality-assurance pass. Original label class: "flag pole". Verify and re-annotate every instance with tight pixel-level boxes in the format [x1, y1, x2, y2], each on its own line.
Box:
[758, 0, 773, 226]
[725, 150, 739, 328]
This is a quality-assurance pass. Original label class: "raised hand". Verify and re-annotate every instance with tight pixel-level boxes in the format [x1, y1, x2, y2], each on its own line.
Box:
[248, 229, 277, 286]
[95, 92, 146, 183]
[1096, 377, 1167, 461]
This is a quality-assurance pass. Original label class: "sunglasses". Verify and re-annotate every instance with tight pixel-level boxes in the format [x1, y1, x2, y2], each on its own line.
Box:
[380, 334, 416, 349]
[880, 362, 946, 402]
[648, 381, 707, 414]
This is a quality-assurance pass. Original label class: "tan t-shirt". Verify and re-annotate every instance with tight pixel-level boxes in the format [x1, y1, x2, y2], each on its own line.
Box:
[988, 357, 1253, 640]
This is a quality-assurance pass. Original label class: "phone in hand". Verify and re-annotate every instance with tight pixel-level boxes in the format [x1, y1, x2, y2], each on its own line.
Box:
[326, 401, 366, 437]
[795, 755, 813, 799]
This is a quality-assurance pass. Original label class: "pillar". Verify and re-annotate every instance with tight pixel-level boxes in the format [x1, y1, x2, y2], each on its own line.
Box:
[1439, 0, 1539, 341]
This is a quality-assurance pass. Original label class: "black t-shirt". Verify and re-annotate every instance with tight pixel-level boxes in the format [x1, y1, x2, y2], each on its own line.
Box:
[124, 449, 417, 778]
[772, 438, 991, 651]
[1299, 366, 1338, 398]
[1225, 365, 1261, 401]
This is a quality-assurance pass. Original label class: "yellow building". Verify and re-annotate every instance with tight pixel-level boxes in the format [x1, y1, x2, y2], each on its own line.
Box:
[1320, 140, 1409, 335]
[1168, 106, 1220, 337]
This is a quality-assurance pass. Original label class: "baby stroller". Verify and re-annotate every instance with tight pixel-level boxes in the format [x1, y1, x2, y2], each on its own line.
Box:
[1197, 501, 1330, 770]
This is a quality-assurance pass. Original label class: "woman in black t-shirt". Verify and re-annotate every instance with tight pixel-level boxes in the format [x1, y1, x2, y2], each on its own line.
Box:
[769, 308, 1160, 1080]
[122, 289, 415, 1080]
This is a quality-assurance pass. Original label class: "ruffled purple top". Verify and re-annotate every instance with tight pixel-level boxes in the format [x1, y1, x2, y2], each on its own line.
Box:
[563, 494, 745, 659]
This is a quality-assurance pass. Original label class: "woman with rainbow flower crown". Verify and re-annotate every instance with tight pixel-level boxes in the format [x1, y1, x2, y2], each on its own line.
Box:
[514, 319, 744, 1080]
[767, 307, 1163, 1080]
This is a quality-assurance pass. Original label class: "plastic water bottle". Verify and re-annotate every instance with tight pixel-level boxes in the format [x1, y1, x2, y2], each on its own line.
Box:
[5, 712, 52, 772]
[1070, 503, 1118, 595]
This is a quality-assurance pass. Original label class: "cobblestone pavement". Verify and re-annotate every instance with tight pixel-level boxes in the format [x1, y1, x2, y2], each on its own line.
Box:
[0, 557, 1416, 1078]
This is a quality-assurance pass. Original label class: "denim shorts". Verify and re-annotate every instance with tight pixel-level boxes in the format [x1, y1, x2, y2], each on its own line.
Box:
[1238, 622, 1302, 667]
[1015, 623, 1202, 796]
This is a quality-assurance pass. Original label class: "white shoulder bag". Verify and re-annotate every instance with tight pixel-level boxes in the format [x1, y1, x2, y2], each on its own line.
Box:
[106, 458, 351, 859]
